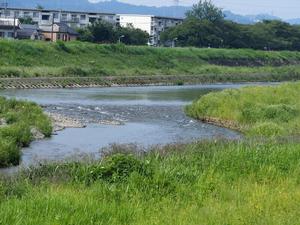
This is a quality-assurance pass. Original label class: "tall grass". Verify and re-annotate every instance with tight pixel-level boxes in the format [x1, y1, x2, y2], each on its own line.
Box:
[0, 141, 299, 225]
[186, 82, 300, 137]
[0, 97, 52, 167]
[1, 40, 300, 82]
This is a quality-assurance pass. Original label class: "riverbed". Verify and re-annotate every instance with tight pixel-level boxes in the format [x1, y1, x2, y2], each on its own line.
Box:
[0, 83, 267, 171]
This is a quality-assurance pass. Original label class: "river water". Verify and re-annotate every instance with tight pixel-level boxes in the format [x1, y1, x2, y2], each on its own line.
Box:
[0, 83, 264, 170]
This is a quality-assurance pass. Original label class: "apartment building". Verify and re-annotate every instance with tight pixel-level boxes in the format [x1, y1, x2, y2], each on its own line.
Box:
[117, 14, 183, 46]
[0, 7, 117, 28]
[0, 17, 19, 38]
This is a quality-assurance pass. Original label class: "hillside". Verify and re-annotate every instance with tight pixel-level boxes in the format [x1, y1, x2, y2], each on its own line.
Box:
[0, 40, 300, 88]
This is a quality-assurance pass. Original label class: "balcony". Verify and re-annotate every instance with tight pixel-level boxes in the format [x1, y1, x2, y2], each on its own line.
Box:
[61, 18, 80, 23]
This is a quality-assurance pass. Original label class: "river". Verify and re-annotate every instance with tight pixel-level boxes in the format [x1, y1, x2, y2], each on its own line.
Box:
[0, 83, 267, 171]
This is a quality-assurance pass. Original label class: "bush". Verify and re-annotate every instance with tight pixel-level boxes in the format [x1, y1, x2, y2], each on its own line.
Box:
[0, 97, 52, 167]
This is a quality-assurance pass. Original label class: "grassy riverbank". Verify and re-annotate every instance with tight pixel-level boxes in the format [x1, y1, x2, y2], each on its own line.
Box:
[0, 97, 52, 167]
[186, 82, 300, 137]
[0, 81, 300, 224]
[0, 141, 300, 224]
[1, 40, 300, 86]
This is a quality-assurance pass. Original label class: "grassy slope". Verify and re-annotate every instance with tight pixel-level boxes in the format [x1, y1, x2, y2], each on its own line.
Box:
[0, 97, 52, 167]
[0, 40, 300, 82]
[186, 82, 300, 137]
[0, 141, 299, 224]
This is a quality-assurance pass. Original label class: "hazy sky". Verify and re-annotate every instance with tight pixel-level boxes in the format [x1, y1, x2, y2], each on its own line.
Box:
[89, 0, 300, 19]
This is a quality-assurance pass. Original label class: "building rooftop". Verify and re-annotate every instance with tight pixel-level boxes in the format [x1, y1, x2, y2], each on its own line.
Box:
[0, 7, 116, 16]
[117, 14, 184, 20]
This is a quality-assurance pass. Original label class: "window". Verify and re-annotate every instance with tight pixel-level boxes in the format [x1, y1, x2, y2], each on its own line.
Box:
[7, 32, 14, 38]
[71, 14, 78, 22]
[53, 13, 59, 19]
[89, 17, 96, 23]
[41, 14, 50, 20]
[4, 10, 10, 17]
[23, 12, 31, 17]
[61, 14, 68, 21]
[33, 12, 39, 18]
[80, 15, 86, 20]
[14, 11, 20, 17]
[0, 32, 4, 38]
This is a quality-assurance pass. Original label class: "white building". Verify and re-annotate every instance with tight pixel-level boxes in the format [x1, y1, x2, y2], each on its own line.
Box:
[117, 14, 183, 46]
[0, 18, 19, 38]
[0, 8, 117, 28]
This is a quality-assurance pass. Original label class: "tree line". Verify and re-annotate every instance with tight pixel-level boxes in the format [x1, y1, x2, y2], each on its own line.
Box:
[161, 0, 300, 50]
[78, 21, 149, 45]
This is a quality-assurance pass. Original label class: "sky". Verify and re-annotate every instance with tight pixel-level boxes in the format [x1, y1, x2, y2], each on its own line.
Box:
[89, 0, 300, 19]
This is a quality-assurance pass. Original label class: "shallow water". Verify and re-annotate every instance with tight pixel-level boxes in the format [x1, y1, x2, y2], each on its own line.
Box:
[0, 83, 270, 171]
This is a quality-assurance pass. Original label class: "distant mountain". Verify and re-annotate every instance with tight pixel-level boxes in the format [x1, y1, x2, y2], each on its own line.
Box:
[7, 0, 189, 18]
[287, 18, 300, 25]
[4, 0, 300, 24]
[224, 11, 281, 24]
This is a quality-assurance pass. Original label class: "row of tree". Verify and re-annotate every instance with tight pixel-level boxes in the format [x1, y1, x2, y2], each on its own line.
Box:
[78, 21, 149, 45]
[161, 1, 300, 50]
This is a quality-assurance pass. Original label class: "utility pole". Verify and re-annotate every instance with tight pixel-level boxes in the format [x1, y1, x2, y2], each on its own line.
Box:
[13, 10, 16, 39]
[51, 13, 54, 41]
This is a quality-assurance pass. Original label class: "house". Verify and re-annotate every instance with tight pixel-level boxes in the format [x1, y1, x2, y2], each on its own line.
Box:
[0, 8, 117, 29]
[39, 23, 79, 41]
[0, 18, 19, 38]
[17, 24, 43, 40]
[117, 14, 183, 46]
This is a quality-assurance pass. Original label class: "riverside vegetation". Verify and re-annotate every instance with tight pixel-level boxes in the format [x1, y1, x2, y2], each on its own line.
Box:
[0, 82, 299, 224]
[186, 81, 300, 137]
[1, 40, 300, 87]
[0, 97, 52, 167]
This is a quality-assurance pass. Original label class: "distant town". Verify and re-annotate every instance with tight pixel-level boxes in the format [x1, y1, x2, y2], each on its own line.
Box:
[0, 7, 183, 46]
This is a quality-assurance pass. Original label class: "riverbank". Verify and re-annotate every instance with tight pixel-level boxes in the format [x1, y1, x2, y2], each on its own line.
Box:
[0, 140, 299, 225]
[1, 40, 300, 88]
[186, 81, 300, 137]
[0, 97, 52, 168]
[0, 73, 298, 89]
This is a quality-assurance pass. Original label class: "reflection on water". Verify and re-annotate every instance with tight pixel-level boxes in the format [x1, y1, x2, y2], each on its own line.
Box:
[0, 83, 271, 171]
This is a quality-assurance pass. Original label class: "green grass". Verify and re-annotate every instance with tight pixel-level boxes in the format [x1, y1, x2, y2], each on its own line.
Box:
[1, 40, 300, 82]
[0, 97, 52, 167]
[0, 141, 299, 225]
[186, 82, 300, 137]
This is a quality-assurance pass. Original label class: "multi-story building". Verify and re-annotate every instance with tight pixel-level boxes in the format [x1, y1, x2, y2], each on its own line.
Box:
[117, 14, 183, 46]
[0, 7, 117, 28]
[0, 17, 19, 38]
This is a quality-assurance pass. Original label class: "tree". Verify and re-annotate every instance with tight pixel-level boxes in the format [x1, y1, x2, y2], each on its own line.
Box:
[78, 20, 116, 43]
[36, 4, 44, 10]
[186, 0, 224, 23]
[116, 25, 149, 45]
[78, 21, 149, 45]
[19, 17, 36, 25]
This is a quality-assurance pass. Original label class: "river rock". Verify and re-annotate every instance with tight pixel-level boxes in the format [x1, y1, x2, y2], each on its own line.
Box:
[30, 127, 45, 140]
[46, 112, 86, 132]
[0, 118, 7, 127]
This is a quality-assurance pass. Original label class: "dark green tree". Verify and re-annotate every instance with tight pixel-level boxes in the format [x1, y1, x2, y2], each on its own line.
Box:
[186, 0, 224, 23]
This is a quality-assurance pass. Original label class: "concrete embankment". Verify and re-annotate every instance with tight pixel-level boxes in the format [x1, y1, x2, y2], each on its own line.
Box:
[0, 76, 199, 89]
[0, 74, 290, 89]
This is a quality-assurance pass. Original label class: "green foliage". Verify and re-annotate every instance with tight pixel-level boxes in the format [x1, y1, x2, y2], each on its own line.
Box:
[186, 82, 300, 137]
[162, 1, 300, 50]
[0, 97, 52, 167]
[0, 141, 300, 224]
[186, 0, 224, 23]
[77, 21, 149, 45]
[1, 40, 300, 81]
[18, 17, 36, 25]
